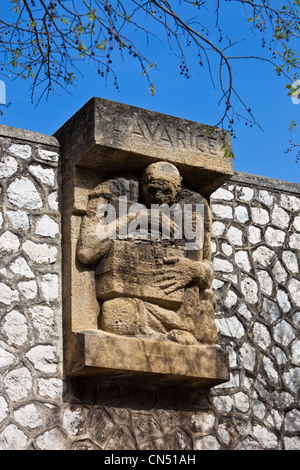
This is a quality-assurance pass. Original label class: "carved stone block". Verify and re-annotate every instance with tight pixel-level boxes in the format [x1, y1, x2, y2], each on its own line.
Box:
[55, 98, 232, 387]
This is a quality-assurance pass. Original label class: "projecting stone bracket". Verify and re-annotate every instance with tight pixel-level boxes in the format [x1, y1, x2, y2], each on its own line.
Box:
[67, 330, 230, 388]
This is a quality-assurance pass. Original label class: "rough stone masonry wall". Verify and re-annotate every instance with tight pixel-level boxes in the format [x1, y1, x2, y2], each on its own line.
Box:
[0, 125, 299, 450]
[0, 128, 64, 450]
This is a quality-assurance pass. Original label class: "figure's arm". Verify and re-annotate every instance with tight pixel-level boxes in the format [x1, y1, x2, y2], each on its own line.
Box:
[77, 195, 112, 265]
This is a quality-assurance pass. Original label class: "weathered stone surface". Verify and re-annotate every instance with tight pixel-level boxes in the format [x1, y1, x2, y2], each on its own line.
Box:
[7, 177, 42, 209]
[55, 97, 233, 196]
[22, 240, 57, 264]
[69, 330, 229, 387]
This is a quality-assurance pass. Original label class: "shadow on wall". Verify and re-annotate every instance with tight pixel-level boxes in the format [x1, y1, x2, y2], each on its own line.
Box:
[66, 376, 212, 413]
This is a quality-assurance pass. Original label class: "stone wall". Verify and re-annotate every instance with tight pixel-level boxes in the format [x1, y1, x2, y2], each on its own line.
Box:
[0, 124, 299, 450]
[0, 126, 64, 450]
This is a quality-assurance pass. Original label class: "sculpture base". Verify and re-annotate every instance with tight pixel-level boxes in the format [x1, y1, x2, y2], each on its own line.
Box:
[66, 330, 229, 388]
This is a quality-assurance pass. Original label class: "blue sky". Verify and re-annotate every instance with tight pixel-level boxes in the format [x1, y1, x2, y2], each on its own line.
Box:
[0, 0, 299, 184]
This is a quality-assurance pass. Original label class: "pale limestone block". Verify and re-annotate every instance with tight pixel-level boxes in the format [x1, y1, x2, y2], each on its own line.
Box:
[29, 164, 55, 187]
[35, 215, 59, 238]
[283, 251, 298, 273]
[224, 290, 238, 308]
[284, 437, 300, 450]
[0, 156, 18, 178]
[253, 246, 276, 267]
[212, 221, 225, 237]
[195, 435, 221, 450]
[38, 378, 63, 399]
[0, 346, 15, 369]
[234, 392, 250, 412]
[252, 425, 278, 449]
[26, 345, 57, 373]
[0, 282, 19, 305]
[3, 310, 28, 346]
[8, 143, 31, 159]
[266, 410, 283, 431]
[213, 258, 233, 273]
[288, 278, 300, 306]
[215, 317, 244, 338]
[29, 305, 55, 340]
[272, 391, 293, 408]
[18, 280, 37, 299]
[191, 412, 215, 434]
[41, 273, 59, 302]
[257, 270, 273, 296]
[284, 410, 300, 432]
[211, 204, 233, 219]
[9, 257, 34, 278]
[276, 290, 291, 313]
[241, 276, 258, 304]
[0, 231, 20, 254]
[37, 149, 59, 162]
[273, 260, 288, 284]
[237, 186, 254, 202]
[211, 240, 216, 253]
[238, 304, 252, 321]
[4, 367, 32, 401]
[248, 226, 261, 244]
[251, 207, 269, 225]
[0, 424, 27, 450]
[263, 356, 278, 384]
[234, 205, 249, 223]
[7, 210, 29, 231]
[22, 240, 57, 264]
[0, 397, 8, 423]
[212, 395, 233, 412]
[293, 215, 300, 231]
[14, 404, 43, 429]
[63, 407, 87, 436]
[222, 243, 232, 256]
[48, 192, 59, 211]
[261, 298, 280, 324]
[36, 428, 68, 450]
[271, 346, 287, 365]
[240, 342, 256, 371]
[291, 340, 300, 365]
[252, 397, 266, 420]
[226, 226, 243, 246]
[258, 190, 274, 206]
[210, 187, 234, 201]
[253, 322, 271, 350]
[211, 279, 224, 290]
[235, 251, 251, 272]
[273, 320, 295, 346]
[271, 205, 290, 229]
[281, 194, 300, 212]
[0, 212, 3, 229]
[289, 232, 300, 249]
[7, 177, 42, 209]
[293, 312, 300, 328]
[265, 227, 286, 247]
[282, 368, 300, 393]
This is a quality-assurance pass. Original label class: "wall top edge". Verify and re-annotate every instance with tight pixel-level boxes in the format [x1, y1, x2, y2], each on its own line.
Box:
[0, 124, 60, 148]
[231, 170, 300, 195]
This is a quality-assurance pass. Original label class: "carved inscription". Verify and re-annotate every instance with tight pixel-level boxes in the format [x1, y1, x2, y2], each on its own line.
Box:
[113, 117, 219, 155]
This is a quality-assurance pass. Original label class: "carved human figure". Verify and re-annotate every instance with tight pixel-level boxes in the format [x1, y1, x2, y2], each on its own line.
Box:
[77, 162, 217, 345]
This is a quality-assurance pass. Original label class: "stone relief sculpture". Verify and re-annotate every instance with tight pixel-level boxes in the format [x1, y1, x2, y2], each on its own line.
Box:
[77, 161, 217, 346]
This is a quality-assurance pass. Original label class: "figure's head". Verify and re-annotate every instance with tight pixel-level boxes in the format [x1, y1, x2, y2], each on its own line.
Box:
[141, 162, 182, 206]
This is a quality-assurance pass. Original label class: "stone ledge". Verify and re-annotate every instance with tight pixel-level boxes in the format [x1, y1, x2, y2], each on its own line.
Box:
[67, 330, 230, 388]
[0, 124, 60, 147]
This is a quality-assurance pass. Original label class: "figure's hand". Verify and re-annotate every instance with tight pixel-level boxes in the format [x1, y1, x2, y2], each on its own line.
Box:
[154, 256, 196, 294]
